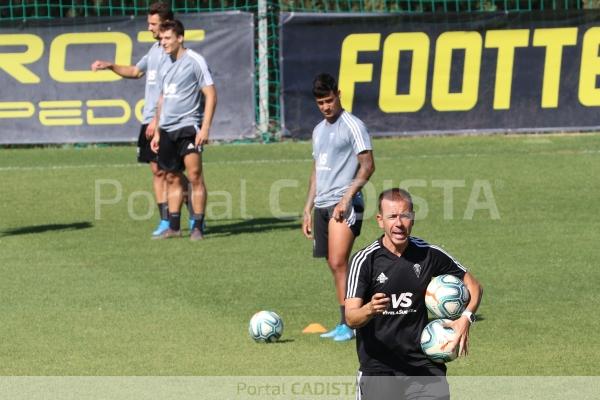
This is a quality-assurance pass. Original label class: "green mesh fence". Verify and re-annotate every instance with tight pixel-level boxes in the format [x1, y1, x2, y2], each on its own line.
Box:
[0, 0, 588, 18]
[280, 0, 583, 12]
[0, 0, 592, 142]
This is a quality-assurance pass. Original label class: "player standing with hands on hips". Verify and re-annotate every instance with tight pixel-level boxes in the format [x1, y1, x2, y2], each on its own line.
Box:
[346, 188, 483, 399]
[302, 73, 375, 342]
[150, 19, 217, 241]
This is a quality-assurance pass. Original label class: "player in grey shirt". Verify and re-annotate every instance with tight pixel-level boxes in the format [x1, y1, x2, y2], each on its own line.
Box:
[158, 47, 213, 132]
[151, 20, 217, 241]
[91, 2, 176, 237]
[136, 41, 171, 126]
[302, 73, 375, 341]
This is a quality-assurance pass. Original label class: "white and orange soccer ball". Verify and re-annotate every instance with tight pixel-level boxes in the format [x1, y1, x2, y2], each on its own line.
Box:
[248, 310, 284, 343]
[425, 274, 470, 320]
[420, 319, 458, 363]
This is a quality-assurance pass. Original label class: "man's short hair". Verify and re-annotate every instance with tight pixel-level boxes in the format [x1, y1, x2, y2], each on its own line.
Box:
[312, 73, 338, 98]
[378, 188, 414, 213]
[149, 1, 173, 22]
[159, 19, 185, 37]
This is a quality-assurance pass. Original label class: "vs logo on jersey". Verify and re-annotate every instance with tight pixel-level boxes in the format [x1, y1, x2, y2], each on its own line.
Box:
[164, 83, 178, 95]
[383, 292, 416, 316]
[318, 152, 328, 166]
[391, 292, 413, 308]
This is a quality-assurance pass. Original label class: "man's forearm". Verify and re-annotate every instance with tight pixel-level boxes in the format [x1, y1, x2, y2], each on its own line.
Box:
[464, 273, 483, 314]
[343, 170, 371, 202]
[110, 64, 143, 79]
[304, 166, 316, 213]
[346, 303, 374, 329]
[201, 85, 217, 130]
[151, 95, 163, 135]
[341, 157, 374, 203]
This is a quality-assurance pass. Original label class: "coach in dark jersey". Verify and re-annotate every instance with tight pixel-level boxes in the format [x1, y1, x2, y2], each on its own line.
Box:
[346, 188, 483, 399]
[91, 2, 179, 237]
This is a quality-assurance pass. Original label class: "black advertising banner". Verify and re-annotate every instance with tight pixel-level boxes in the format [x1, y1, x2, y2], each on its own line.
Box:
[0, 12, 254, 144]
[280, 11, 600, 138]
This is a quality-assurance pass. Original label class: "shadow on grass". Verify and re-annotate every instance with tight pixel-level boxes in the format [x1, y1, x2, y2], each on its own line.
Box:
[205, 217, 298, 237]
[0, 221, 93, 237]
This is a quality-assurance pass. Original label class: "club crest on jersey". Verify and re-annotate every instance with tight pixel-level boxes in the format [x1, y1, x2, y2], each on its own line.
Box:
[412, 263, 421, 278]
[376, 272, 388, 284]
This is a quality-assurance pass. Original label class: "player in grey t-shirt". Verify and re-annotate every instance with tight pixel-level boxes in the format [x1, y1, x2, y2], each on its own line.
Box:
[91, 2, 181, 237]
[302, 73, 375, 341]
[150, 20, 217, 241]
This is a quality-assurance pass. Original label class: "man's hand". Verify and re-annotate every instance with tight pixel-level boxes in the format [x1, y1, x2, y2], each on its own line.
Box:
[444, 317, 471, 357]
[332, 198, 350, 222]
[145, 121, 156, 140]
[150, 134, 160, 153]
[195, 126, 209, 147]
[302, 210, 313, 239]
[368, 293, 390, 316]
[90, 60, 112, 71]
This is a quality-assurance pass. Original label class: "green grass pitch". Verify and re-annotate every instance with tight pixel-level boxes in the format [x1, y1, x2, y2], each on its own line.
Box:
[0, 134, 599, 376]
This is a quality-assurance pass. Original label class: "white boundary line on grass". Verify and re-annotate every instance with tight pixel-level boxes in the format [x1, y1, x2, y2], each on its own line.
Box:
[0, 150, 598, 172]
[0, 155, 467, 172]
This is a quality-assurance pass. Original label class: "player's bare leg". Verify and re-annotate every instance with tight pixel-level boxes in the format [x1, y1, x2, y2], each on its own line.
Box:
[151, 161, 167, 204]
[150, 161, 169, 236]
[180, 173, 194, 231]
[328, 219, 355, 305]
[321, 218, 355, 341]
[183, 152, 206, 240]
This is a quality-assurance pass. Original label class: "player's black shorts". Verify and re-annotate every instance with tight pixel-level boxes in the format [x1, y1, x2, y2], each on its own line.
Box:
[357, 370, 449, 400]
[137, 124, 158, 163]
[313, 195, 364, 258]
[157, 126, 203, 172]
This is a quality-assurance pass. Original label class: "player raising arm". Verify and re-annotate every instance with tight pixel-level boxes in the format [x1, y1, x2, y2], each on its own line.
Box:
[90, 2, 183, 237]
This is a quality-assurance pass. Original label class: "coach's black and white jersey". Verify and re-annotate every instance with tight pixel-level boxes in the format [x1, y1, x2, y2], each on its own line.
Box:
[346, 236, 467, 374]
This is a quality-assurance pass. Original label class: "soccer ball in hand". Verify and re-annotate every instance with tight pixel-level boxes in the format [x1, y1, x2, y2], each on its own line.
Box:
[420, 319, 458, 363]
[425, 274, 470, 319]
[248, 310, 283, 343]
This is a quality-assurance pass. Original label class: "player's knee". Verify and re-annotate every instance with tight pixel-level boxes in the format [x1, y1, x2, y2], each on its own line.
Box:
[187, 170, 202, 184]
[327, 257, 348, 273]
[153, 168, 166, 179]
[165, 172, 180, 185]
[187, 175, 205, 193]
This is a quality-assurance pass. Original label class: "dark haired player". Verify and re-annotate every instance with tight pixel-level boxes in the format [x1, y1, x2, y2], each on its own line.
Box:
[302, 73, 375, 341]
[91, 2, 193, 237]
[346, 188, 483, 399]
[150, 20, 217, 241]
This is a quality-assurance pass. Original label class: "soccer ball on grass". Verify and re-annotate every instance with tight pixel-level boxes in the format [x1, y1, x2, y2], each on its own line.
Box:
[248, 310, 283, 343]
